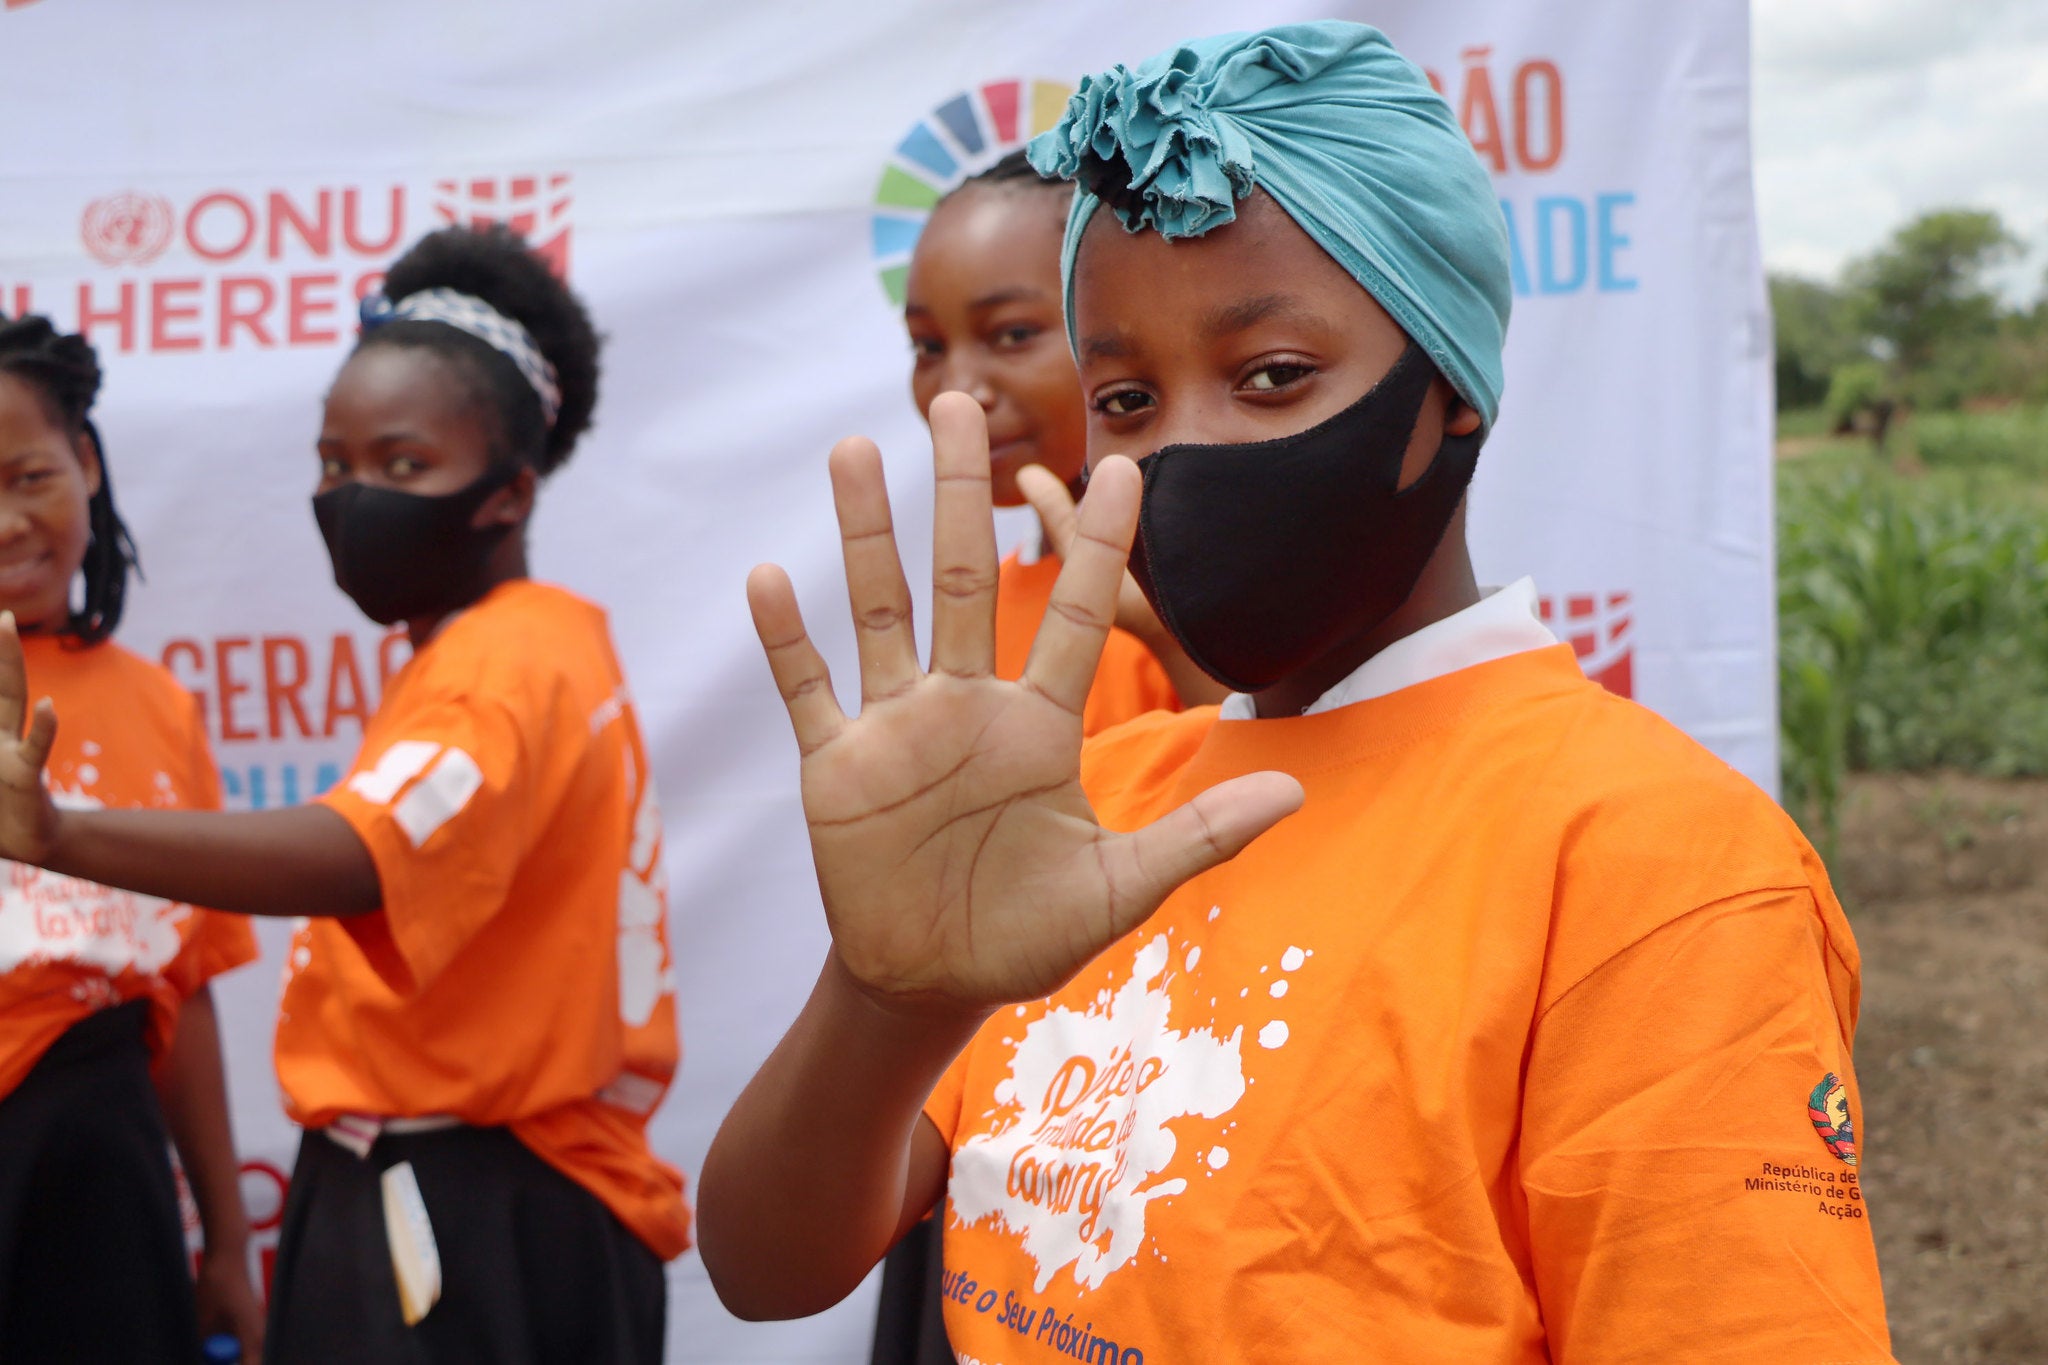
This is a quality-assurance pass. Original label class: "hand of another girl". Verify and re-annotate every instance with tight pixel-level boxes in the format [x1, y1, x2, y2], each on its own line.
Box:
[1016, 462, 1230, 707]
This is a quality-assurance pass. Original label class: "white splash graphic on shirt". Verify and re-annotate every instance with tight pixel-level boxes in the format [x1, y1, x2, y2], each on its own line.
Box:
[948, 934, 1257, 1293]
[0, 788, 186, 977]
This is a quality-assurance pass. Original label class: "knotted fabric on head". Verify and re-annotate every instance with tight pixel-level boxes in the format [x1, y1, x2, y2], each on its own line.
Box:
[1028, 21, 1512, 432]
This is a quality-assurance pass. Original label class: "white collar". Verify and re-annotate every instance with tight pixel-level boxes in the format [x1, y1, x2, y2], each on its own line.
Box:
[1216, 578, 1557, 721]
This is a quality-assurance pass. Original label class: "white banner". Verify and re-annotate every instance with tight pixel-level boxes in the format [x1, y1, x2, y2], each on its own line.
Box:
[0, 1, 1767, 1359]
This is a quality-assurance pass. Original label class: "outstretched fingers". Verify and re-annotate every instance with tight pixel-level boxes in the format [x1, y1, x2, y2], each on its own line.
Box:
[829, 437, 921, 703]
[1101, 770, 1306, 940]
[747, 564, 847, 755]
[928, 392, 1000, 678]
[1022, 455, 1139, 717]
[19, 700, 54, 777]
[0, 613, 25, 739]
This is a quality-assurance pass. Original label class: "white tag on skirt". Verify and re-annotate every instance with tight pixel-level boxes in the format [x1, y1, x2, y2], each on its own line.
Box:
[381, 1161, 443, 1326]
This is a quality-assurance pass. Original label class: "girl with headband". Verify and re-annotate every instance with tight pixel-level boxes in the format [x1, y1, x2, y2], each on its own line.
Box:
[0, 315, 262, 1362]
[699, 21, 1893, 1363]
[0, 226, 684, 1360]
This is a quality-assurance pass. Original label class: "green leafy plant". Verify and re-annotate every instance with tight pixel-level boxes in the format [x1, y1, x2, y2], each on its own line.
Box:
[1778, 449, 2048, 851]
[1914, 407, 2048, 474]
[1823, 360, 1894, 436]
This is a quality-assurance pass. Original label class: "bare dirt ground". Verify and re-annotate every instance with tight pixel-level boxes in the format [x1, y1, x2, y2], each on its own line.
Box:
[1834, 773, 2048, 1362]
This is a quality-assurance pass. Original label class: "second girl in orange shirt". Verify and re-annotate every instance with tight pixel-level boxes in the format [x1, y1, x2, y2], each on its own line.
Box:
[0, 226, 684, 1363]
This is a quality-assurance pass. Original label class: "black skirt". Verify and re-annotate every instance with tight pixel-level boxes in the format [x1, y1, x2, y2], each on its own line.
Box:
[0, 999, 202, 1364]
[265, 1122, 664, 1365]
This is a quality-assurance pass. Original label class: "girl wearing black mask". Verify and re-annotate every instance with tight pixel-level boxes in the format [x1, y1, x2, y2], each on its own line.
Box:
[697, 21, 1891, 1364]
[0, 226, 685, 1362]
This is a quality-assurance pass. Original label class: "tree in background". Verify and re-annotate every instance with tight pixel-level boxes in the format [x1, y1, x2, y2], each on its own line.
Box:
[1770, 273, 1861, 410]
[1844, 209, 2020, 409]
[1986, 269, 2048, 406]
[1823, 360, 1896, 448]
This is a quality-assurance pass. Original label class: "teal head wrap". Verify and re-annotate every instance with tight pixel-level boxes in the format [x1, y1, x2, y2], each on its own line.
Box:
[1027, 21, 1512, 432]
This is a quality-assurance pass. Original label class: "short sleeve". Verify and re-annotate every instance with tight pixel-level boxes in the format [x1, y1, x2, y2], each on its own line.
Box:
[161, 692, 256, 997]
[163, 911, 258, 996]
[923, 1042, 972, 1147]
[318, 693, 535, 995]
[1521, 889, 1894, 1363]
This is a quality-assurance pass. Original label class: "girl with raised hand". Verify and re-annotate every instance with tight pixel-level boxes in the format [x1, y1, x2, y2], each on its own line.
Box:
[0, 226, 684, 1363]
[904, 149, 1223, 726]
[0, 315, 263, 1362]
[700, 22, 1894, 1364]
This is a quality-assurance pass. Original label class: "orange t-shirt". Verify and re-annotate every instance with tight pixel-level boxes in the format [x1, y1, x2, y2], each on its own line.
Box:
[925, 645, 1892, 1364]
[0, 635, 256, 1101]
[279, 581, 688, 1259]
[995, 550, 1180, 737]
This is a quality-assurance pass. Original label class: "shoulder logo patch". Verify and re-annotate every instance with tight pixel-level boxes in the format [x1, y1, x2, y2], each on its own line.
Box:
[1808, 1072, 1858, 1166]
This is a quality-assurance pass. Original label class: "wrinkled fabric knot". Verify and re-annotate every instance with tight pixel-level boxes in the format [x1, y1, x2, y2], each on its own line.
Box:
[1034, 54, 1259, 240]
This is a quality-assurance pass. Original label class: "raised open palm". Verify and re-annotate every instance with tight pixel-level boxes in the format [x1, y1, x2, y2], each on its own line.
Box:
[748, 393, 1302, 1014]
[0, 614, 60, 867]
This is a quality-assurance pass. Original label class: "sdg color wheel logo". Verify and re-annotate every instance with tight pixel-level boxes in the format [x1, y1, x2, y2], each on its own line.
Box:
[871, 78, 1074, 305]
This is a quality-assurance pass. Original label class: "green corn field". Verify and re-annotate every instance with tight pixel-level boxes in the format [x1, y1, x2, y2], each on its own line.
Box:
[1913, 406, 2048, 474]
[1777, 413, 2048, 856]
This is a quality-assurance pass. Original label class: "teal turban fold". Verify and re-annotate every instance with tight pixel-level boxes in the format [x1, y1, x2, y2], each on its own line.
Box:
[1027, 21, 1512, 432]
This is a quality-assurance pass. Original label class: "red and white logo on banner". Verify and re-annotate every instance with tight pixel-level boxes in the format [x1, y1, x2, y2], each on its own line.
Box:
[79, 193, 175, 267]
[433, 174, 572, 277]
[1539, 591, 1633, 697]
[30, 172, 572, 355]
[179, 1157, 292, 1300]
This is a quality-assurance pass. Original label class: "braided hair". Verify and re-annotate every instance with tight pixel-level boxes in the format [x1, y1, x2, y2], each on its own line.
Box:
[355, 224, 601, 476]
[0, 315, 138, 644]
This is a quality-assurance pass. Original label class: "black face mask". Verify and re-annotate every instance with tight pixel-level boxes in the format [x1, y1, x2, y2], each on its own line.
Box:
[1126, 342, 1482, 694]
[311, 462, 521, 626]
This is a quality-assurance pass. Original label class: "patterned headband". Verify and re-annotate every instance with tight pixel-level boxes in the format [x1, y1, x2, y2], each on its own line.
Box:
[359, 287, 562, 428]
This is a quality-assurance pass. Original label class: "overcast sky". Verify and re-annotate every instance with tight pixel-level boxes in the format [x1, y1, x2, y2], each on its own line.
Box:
[1752, 0, 2048, 296]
